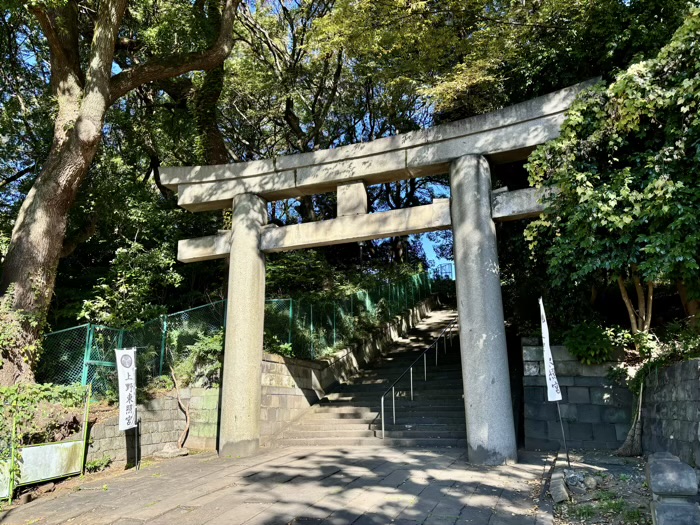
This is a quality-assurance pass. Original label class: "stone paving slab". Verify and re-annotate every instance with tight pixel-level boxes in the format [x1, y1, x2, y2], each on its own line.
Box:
[1, 448, 553, 525]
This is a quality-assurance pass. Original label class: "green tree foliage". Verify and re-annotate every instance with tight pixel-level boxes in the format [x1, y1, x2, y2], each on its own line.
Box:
[526, 8, 700, 340]
[319, 0, 688, 119]
[0, 0, 691, 385]
[428, 0, 689, 117]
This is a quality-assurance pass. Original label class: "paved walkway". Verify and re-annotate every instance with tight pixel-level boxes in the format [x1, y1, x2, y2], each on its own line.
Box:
[2, 447, 552, 525]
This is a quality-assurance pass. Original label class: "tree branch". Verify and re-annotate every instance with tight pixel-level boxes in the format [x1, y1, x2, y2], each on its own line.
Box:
[311, 51, 344, 148]
[645, 282, 654, 332]
[0, 165, 35, 189]
[284, 98, 307, 151]
[170, 365, 191, 449]
[30, 3, 84, 87]
[81, 0, 129, 124]
[618, 276, 639, 334]
[237, 2, 287, 79]
[631, 268, 646, 326]
[108, 0, 241, 105]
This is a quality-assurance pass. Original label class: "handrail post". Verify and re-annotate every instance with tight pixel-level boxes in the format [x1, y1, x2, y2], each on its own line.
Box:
[424, 353, 427, 381]
[435, 342, 438, 366]
[381, 396, 385, 439]
[410, 367, 413, 401]
[392, 387, 396, 424]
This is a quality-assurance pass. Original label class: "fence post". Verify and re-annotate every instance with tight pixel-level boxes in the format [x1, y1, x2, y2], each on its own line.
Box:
[159, 314, 168, 376]
[310, 303, 314, 358]
[80, 324, 93, 386]
[288, 300, 293, 346]
[333, 304, 337, 347]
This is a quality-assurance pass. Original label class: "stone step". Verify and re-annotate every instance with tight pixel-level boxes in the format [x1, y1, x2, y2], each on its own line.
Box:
[306, 413, 466, 424]
[316, 400, 464, 409]
[293, 423, 467, 432]
[308, 413, 466, 423]
[332, 385, 464, 393]
[341, 382, 463, 391]
[365, 352, 461, 362]
[283, 429, 467, 439]
[270, 310, 466, 448]
[347, 372, 463, 383]
[359, 363, 462, 373]
[339, 382, 463, 391]
[322, 393, 463, 402]
[312, 405, 465, 414]
[276, 437, 468, 448]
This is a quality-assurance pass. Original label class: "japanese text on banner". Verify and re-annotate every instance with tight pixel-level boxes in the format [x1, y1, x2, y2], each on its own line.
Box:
[115, 348, 137, 430]
[538, 298, 562, 402]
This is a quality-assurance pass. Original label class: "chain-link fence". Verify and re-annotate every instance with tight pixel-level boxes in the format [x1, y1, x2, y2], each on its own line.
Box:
[39, 324, 124, 397]
[264, 273, 432, 359]
[39, 303, 227, 396]
[39, 273, 432, 394]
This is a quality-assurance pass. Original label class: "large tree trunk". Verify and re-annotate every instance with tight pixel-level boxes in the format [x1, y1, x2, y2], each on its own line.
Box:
[194, 66, 230, 165]
[0, 0, 240, 386]
[1, 125, 103, 383]
[0, 0, 111, 384]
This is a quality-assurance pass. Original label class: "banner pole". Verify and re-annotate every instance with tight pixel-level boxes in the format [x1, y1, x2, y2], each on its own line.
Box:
[136, 413, 141, 471]
[556, 401, 571, 468]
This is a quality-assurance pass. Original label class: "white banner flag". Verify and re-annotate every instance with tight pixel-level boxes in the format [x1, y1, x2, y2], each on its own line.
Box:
[115, 348, 137, 430]
[539, 298, 562, 402]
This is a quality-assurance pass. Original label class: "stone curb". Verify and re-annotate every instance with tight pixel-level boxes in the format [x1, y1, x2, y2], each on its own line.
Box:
[549, 450, 571, 504]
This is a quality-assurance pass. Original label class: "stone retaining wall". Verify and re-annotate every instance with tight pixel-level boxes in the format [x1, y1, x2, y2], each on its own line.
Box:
[523, 340, 633, 451]
[643, 359, 700, 467]
[87, 387, 219, 464]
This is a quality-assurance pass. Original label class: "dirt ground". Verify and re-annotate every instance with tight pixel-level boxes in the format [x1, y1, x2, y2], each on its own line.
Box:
[553, 452, 651, 525]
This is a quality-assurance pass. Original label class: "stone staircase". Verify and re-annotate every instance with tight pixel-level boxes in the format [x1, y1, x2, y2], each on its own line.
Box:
[274, 310, 467, 448]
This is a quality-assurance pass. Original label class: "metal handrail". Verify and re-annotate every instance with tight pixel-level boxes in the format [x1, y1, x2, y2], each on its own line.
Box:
[379, 316, 459, 439]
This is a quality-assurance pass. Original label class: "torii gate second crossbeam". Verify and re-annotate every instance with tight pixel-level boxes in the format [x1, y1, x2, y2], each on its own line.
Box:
[161, 80, 593, 465]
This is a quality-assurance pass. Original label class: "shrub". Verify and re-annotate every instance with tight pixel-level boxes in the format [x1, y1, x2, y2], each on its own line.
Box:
[564, 322, 631, 365]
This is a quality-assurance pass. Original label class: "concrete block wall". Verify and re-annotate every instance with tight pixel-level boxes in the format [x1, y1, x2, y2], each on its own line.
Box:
[523, 340, 633, 451]
[87, 388, 219, 464]
[182, 388, 220, 450]
[259, 356, 319, 442]
[643, 359, 700, 467]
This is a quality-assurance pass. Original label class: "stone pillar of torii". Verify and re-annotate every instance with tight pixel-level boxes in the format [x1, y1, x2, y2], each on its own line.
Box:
[161, 80, 593, 465]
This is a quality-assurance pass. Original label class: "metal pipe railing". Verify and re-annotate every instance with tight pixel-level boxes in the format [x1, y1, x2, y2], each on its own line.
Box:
[380, 316, 458, 439]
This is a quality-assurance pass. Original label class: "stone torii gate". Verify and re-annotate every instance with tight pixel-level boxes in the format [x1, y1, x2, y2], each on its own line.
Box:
[161, 81, 591, 465]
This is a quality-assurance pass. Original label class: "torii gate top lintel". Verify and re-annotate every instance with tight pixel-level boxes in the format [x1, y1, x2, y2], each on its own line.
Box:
[161, 80, 593, 213]
[166, 80, 591, 263]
